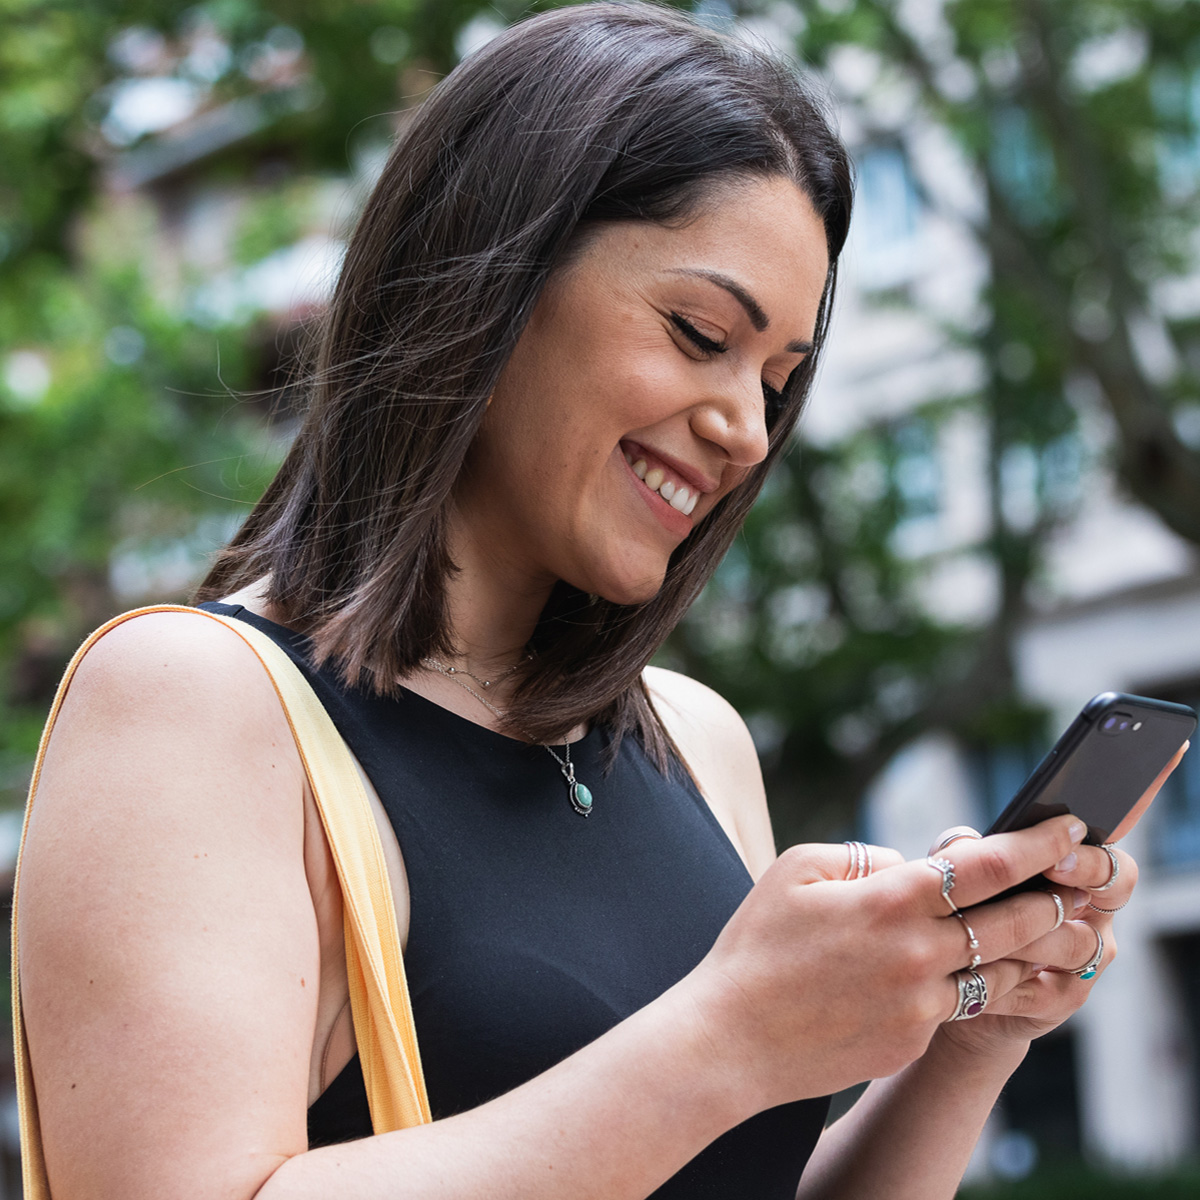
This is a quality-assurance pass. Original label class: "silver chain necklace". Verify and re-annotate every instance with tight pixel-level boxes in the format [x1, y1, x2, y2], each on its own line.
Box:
[421, 656, 594, 817]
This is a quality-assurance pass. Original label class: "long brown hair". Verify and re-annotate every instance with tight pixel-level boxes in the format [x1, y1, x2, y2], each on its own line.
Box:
[197, 2, 853, 766]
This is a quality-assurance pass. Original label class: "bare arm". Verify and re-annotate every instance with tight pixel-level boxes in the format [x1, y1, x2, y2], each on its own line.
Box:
[645, 666, 1139, 1200]
[20, 618, 1091, 1200]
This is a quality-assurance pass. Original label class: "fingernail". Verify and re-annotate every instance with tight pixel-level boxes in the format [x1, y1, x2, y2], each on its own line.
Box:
[1030, 964, 1047, 974]
[1074, 889, 1090, 910]
[1068, 821, 1086, 842]
[1055, 852, 1078, 873]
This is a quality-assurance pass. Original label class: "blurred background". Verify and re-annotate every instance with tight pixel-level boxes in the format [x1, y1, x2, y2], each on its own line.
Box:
[4, 0, 1200, 1193]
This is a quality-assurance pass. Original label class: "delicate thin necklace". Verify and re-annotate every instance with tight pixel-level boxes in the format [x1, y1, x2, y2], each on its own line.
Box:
[421, 656, 594, 817]
[431, 658, 524, 690]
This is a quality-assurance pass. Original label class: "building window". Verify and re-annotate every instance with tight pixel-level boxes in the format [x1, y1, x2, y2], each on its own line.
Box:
[887, 417, 943, 556]
[852, 144, 922, 289]
[968, 741, 1048, 829]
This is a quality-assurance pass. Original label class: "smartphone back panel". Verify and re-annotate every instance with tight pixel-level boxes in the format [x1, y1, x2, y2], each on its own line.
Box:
[988, 693, 1197, 845]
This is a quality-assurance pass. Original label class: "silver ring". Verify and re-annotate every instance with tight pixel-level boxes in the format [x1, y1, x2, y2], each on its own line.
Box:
[1091, 844, 1120, 893]
[933, 831, 982, 854]
[925, 856, 959, 913]
[844, 841, 867, 881]
[1071, 926, 1105, 980]
[953, 910, 982, 969]
[948, 969, 988, 1021]
[1044, 889, 1065, 931]
[1088, 899, 1128, 914]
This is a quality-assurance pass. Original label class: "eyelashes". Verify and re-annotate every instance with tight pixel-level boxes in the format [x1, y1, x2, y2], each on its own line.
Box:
[670, 311, 726, 356]
[669, 312, 788, 424]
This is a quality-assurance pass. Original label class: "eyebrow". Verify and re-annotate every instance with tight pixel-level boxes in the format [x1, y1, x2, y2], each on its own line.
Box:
[669, 268, 813, 354]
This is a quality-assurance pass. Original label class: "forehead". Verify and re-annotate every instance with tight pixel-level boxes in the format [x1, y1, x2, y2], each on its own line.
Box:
[562, 175, 830, 328]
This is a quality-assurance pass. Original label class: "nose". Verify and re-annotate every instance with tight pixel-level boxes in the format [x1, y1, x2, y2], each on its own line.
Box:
[690, 372, 771, 470]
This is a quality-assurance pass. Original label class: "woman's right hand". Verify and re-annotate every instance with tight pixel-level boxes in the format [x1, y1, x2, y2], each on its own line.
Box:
[683, 814, 1088, 1114]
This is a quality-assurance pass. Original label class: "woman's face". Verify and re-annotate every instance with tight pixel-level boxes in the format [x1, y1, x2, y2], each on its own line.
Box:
[454, 174, 831, 606]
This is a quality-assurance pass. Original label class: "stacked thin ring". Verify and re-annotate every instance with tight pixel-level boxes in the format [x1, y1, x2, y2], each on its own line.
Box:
[1044, 889, 1065, 930]
[932, 831, 982, 854]
[949, 969, 988, 1021]
[844, 841, 873, 881]
[1072, 926, 1104, 981]
[1091, 843, 1120, 892]
[925, 856, 958, 913]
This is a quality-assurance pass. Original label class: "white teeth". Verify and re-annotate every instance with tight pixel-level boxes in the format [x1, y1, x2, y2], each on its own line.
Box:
[630, 452, 701, 516]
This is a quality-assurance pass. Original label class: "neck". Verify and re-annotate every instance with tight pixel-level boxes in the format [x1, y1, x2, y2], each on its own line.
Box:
[439, 506, 556, 677]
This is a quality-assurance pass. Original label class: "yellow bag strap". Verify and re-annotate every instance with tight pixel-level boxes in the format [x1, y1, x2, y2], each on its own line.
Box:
[12, 605, 430, 1196]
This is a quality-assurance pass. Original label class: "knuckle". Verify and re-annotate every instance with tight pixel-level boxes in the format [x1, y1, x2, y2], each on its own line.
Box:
[873, 875, 913, 922]
[905, 938, 941, 980]
[973, 842, 1015, 894]
[1010, 894, 1051, 943]
[1120, 852, 1139, 891]
[774, 845, 813, 881]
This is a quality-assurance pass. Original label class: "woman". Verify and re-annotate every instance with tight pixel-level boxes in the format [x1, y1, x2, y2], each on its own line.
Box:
[17, 5, 1157, 1198]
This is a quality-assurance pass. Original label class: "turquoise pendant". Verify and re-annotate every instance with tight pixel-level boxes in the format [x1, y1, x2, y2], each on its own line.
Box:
[1080, 968, 1097, 980]
[570, 781, 593, 816]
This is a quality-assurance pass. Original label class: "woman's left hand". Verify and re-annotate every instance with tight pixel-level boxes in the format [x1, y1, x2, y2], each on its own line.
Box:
[931, 742, 1185, 1058]
[931, 835, 1128, 1059]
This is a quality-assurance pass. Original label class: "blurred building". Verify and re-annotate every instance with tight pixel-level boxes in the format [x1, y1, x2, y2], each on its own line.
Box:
[7, 5, 1200, 1193]
[815, 36, 1200, 1181]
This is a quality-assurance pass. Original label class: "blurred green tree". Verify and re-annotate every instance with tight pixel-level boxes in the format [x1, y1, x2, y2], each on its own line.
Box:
[5, 0, 1200, 847]
[671, 0, 1200, 841]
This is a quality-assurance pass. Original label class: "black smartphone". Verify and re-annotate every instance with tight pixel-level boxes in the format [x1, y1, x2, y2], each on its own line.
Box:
[984, 694, 1196, 866]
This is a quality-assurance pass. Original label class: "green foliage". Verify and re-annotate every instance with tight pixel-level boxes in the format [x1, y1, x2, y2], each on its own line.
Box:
[959, 1164, 1200, 1199]
[666, 0, 1200, 836]
[6, 0, 1200, 839]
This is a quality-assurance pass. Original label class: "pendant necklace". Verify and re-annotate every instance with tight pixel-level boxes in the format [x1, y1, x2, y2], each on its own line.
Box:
[421, 656, 594, 817]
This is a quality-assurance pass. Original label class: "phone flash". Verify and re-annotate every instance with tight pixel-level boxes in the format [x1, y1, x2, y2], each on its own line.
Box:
[1133, 722, 1143, 731]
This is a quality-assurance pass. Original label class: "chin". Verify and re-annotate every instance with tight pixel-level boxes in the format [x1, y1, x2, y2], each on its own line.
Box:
[589, 566, 669, 608]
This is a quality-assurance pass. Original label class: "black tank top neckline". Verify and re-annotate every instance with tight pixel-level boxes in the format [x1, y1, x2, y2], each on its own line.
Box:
[205, 603, 598, 752]
[198, 601, 829, 1197]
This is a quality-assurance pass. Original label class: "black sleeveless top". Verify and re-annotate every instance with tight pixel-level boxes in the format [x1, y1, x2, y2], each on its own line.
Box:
[201, 603, 829, 1196]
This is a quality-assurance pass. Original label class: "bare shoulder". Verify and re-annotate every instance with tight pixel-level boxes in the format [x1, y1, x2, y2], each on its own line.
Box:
[643, 666, 777, 880]
[61, 607, 285, 721]
[20, 608, 315, 1198]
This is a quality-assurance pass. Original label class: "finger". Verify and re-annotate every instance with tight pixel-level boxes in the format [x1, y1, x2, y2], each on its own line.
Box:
[1110, 741, 1188, 842]
[1042, 843, 1137, 901]
[775, 842, 903, 886]
[942, 958, 1032, 1023]
[984, 963, 1089, 1019]
[908, 814, 1086, 912]
[1003, 917, 1109, 975]
[1042, 919, 1109, 980]
[946, 887, 1083, 968]
[928, 826, 982, 856]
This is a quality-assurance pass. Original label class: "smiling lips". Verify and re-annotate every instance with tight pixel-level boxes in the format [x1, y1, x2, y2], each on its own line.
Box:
[622, 449, 700, 516]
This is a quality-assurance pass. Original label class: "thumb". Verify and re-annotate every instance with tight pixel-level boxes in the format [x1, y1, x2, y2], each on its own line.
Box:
[775, 841, 905, 885]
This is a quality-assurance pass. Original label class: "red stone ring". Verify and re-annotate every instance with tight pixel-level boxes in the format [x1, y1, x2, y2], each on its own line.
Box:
[948, 969, 988, 1021]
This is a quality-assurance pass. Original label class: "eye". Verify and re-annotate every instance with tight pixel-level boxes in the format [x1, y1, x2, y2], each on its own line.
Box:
[669, 312, 726, 357]
[762, 381, 786, 429]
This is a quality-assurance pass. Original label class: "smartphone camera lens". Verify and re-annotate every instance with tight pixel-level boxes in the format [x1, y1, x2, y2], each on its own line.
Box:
[1101, 712, 1135, 736]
